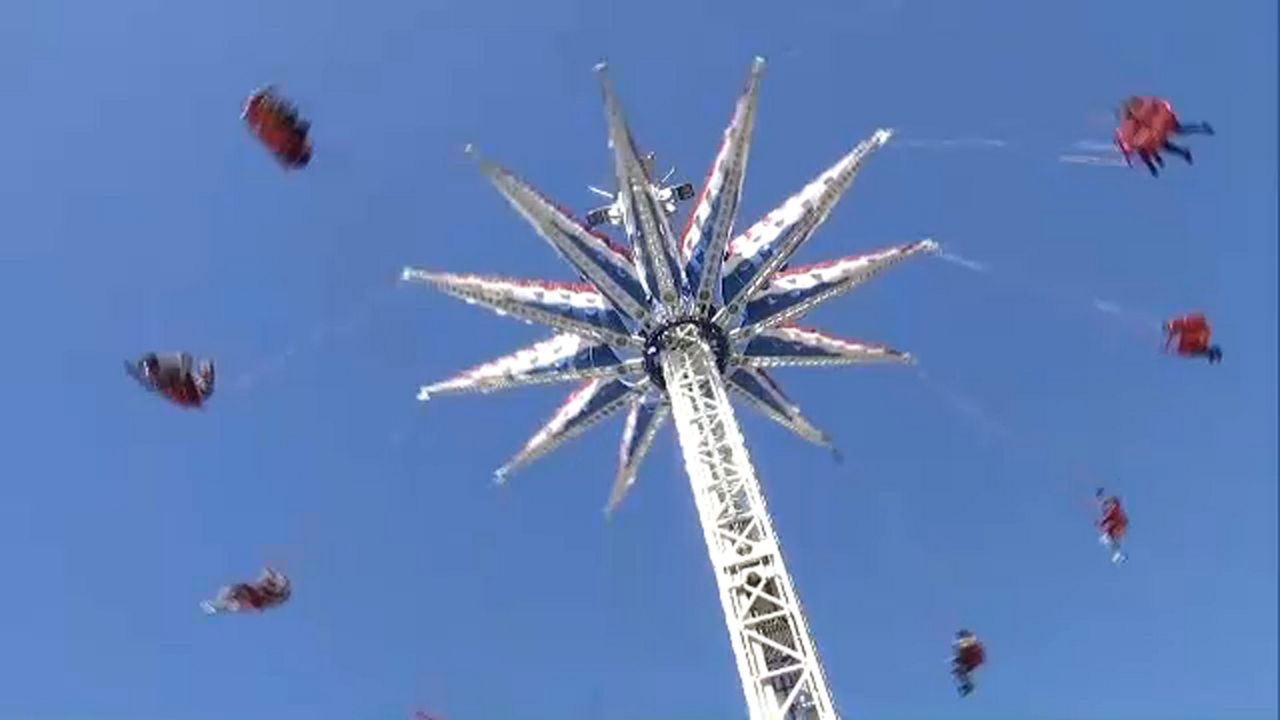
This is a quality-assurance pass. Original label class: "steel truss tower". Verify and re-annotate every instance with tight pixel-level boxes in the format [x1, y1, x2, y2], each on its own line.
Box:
[660, 321, 836, 717]
[403, 58, 938, 719]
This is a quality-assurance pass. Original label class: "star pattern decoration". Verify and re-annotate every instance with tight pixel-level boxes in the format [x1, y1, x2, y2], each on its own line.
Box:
[402, 57, 938, 514]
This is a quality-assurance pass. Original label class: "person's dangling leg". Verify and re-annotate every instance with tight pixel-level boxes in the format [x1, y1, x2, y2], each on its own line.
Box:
[955, 669, 973, 696]
[1174, 121, 1214, 136]
[1139, 151, 1160, 177]
[203, 585, 232, 614]
[1163, 141, 1193, 164]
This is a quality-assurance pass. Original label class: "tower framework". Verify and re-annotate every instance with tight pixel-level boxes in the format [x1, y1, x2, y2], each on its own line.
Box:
[660, 321, 835, 717]
[403, 57, 938, 720]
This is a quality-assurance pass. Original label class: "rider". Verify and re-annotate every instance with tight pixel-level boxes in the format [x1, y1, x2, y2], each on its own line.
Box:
[1096, 488, 1129, 564]
[1116, 97, 1213, 177]
[1115, 100, 1162, 177]
[202, 567, 291, 615]
[1163, 313, 1223, 363]
[951, 629, 986, 697]
[1126, 96, 1215, 138]
[243, 86, 312, 169]
[133, 352, 215, 407]
[246, 87, 307, 131]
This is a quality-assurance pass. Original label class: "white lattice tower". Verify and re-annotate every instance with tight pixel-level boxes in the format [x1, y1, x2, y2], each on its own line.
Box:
[406, 57, 939, 720]
[659, 322, 837, 720]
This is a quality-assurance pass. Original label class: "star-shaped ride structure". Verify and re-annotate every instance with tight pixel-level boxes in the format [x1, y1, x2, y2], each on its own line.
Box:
[403, 57, 937, 719]
[405, 58, 936, 510]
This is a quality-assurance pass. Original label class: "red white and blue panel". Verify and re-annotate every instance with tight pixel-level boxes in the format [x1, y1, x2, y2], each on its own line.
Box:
[739, 239, 939, 331]
[496, 377, 647, 481]
[401, 270, 641, 348]
[607, 396, 669, 513]
[727, 367, 831, 448]
[470, 147, 654, 324]
[719, 130, 893, 313]
[681, 57, 765, 314]
[418, 333, 642, 399]
[740, 325, 913, 367]
[596, 64, 687, 305]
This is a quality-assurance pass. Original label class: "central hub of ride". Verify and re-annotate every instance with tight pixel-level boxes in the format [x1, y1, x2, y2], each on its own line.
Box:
[642, 317, 731, 391]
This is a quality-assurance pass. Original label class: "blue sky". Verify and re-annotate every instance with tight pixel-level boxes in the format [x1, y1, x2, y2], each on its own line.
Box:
[1, 1, 1275, 718]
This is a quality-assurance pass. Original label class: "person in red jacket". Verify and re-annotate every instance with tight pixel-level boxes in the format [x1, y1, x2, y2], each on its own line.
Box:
[126, 352, 215, 408]
[1115, 97, 1214, 177]
[242, 86, 312, 169]
[1096, 488, 1129, 564]
[1164, 313, 1223, 363]
[951, 629, 986, 697]
[202, 567, 292, 615]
